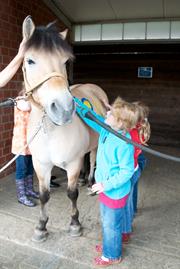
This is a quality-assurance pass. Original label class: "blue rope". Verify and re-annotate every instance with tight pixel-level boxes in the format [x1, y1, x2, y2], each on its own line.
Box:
[85, 111, 180, 163]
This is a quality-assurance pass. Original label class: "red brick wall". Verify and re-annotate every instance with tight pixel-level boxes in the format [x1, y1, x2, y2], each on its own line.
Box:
[0, 0, 66, 178]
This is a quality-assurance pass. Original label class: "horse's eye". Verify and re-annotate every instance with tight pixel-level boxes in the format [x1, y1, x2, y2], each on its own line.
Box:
[27, 59, 35, 65]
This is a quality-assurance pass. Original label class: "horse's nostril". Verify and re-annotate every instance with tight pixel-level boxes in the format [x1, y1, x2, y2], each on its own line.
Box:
[51, 102, 58, 112]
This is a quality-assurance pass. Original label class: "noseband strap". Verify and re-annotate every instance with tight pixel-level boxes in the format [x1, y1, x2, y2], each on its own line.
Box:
[22, 67, 67, 97]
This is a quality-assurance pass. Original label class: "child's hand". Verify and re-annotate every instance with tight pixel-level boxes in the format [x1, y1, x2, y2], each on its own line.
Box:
[91, 183, 104, 194]
[101, 98, 112, 110]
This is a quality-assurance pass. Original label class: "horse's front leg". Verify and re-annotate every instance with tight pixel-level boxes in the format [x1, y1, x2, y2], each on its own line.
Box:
[31, 159, 53, 242]
[66, 158, 83, 237]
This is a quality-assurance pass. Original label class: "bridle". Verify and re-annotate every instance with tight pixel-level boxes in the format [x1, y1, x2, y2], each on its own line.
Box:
[22, 64, 68, 109]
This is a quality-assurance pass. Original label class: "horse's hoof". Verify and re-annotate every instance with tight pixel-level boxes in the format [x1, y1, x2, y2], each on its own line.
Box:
[69, 225, 82, 237]
[31, 229, 48, 243]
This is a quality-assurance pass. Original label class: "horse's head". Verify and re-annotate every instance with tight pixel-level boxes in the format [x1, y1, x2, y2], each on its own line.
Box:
[22, 16, 75, 125]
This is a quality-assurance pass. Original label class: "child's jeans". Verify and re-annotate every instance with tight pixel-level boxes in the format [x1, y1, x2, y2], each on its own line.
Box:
[100, 202, 124, 260]
[133, 182, 138, 214]
[133, 153, 147, 213]
[122, 167, 141, 233]
[138, 153, 147, 173]
[15, 155, 33, 179]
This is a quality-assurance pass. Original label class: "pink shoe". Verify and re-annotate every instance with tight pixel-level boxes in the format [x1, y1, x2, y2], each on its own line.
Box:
[95, 244, 102, 253]
[94, 256, 122, 267]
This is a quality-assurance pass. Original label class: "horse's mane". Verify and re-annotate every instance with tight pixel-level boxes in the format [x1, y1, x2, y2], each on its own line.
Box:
[25, 22, 74, 60]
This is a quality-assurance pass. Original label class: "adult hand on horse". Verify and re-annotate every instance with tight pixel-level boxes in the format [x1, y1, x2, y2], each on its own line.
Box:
[17, 37, 27, 59]
[91, 182, 104, 194]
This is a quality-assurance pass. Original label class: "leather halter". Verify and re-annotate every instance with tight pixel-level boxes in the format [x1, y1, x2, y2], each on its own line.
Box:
[22, 65, 68, 109]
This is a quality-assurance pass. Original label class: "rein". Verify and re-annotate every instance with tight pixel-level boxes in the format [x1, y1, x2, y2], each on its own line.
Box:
[0, 97, 180, 162]
[76, 106, 180, 163]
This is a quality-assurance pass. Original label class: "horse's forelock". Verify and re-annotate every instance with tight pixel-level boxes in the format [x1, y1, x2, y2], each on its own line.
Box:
[25, 24, 74, 60]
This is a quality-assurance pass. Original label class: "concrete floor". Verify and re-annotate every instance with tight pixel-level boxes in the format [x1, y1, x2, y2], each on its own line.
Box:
[0, 146, 180, 269]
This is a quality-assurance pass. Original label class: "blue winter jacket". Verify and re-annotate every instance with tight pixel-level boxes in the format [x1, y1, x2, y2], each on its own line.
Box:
[74, 97, 134, 200]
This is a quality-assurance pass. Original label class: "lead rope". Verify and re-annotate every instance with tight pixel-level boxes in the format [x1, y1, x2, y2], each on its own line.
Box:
[79, 108, 180, 162]
[0, 113, 45, 174]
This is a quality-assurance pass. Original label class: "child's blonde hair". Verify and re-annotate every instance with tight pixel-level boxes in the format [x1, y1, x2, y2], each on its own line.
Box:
[133, 101, 151, 144]
[111, 97, 138, 132]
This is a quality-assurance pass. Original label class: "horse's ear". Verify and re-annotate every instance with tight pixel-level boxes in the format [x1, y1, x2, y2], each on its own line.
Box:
[22, 15, 35, 40]
[60, 29, 68, 40]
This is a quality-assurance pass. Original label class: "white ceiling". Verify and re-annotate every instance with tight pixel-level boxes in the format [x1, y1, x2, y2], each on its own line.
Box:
[44, 0, 180, 26]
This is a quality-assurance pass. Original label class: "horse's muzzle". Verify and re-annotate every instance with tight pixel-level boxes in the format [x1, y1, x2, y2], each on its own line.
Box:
[47, 99, 75, 126]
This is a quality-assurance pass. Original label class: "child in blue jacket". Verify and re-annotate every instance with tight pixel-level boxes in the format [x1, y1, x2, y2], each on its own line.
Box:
[74, 97, 137, 267]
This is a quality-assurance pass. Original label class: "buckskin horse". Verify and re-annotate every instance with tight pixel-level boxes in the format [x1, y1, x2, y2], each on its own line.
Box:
[22, 16, 108, 242]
